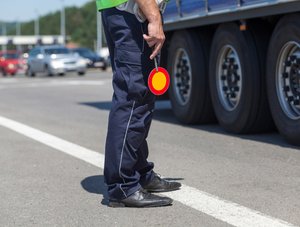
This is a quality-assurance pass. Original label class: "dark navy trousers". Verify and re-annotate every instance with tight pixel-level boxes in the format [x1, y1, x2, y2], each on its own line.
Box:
[102, 8, 156, 200]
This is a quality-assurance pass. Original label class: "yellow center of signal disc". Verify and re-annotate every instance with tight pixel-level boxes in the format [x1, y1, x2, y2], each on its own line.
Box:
[152, 72, 167, 91]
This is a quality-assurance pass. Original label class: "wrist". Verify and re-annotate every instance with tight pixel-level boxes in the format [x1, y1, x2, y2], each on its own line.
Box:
[147, 12, 161, 23]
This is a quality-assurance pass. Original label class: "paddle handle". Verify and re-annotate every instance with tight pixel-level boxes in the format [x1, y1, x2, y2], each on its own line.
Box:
[154, 57, 159, 72]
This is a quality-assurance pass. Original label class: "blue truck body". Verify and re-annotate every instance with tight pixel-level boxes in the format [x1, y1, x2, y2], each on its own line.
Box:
[163, 0, 299, 30]
[165, 0, 284, 19]
[164, 0, 274, 22]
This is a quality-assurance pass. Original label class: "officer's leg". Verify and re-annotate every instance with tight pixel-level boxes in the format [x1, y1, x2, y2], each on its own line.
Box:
[134, 29, 166, 186]
[135, 120, 155, 185]
[102, 8, 156, 200]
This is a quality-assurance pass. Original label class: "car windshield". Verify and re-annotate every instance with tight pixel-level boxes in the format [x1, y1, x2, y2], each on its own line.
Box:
[2, 53, 19, 59]
[75, 49, 96, 58]
[44, 48, 70, 55]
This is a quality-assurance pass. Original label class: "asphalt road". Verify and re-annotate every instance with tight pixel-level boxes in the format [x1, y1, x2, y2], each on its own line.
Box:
[0, 70, 299, 227]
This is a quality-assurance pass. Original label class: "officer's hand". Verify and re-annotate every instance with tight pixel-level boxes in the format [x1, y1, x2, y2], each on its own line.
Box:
[143, 16, 165, 60]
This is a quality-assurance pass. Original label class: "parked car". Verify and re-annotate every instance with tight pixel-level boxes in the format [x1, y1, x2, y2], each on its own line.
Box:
[0, 50, 20, 76]
[26, 45, 86, 77]
[71, 47, 107, 70]
[98, 47, 110, 66]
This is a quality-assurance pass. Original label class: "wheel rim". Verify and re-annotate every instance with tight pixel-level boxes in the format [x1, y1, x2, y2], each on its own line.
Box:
[276, 41, 300, 120]
[172, 48, 192, 105]
[216, 45, 242, 111]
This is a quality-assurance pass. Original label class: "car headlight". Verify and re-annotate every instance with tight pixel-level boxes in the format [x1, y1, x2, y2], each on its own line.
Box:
[83, 58, 92, 65]
[50, 60, 64, 69]
[78, 58, 87, 67]
[8, 63, 15, 69]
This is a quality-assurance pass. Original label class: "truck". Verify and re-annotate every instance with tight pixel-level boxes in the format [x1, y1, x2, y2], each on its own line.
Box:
[161, 0, 300, 145]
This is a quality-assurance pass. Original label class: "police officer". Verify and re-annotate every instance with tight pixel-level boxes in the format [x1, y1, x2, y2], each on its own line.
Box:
[96, 0, 181, 207]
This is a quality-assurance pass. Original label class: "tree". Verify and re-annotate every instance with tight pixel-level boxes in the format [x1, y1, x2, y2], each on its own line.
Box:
[5, 1, 99, 49]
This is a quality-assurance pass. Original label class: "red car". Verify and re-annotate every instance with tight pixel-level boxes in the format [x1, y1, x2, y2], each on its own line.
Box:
[0, 51, 20, 76]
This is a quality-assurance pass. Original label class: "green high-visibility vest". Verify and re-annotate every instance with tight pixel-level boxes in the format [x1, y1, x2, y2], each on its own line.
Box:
[96, 0, 128, 10]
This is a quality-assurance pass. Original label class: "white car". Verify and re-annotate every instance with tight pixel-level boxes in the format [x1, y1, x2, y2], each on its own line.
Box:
[27, 45, 86, 77]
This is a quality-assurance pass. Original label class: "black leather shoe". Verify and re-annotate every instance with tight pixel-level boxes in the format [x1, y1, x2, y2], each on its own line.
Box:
[108, 189, 173, 208]
[143, 173, 181, 193]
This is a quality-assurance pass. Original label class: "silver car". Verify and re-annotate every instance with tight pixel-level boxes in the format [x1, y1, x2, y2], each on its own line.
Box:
[27, 46, 86, 76]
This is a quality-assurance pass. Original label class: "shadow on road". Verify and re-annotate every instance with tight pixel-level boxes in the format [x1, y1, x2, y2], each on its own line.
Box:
[81, 175, 109, 206]
[79, 100, 299, 150]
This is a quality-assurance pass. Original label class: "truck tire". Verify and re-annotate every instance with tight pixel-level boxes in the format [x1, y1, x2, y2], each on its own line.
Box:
[167, 30, 215, 124]
[266, 14, 300, 145]
[209, 23, 272, 133]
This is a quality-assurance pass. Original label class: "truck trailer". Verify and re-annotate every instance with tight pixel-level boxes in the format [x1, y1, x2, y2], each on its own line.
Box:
[161, 0, 300, 145]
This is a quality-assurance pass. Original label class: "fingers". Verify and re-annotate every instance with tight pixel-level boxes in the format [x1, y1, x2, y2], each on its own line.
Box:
[150, 42, 163, 60]
[143, 34, 165, 59]
[143, 34, 155, 47]
[143, 34, 152, 41]
[143, 34, 164, 46]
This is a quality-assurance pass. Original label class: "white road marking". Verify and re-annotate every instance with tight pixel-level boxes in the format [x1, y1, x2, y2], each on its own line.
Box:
[0, 78, 19, 83]
[0, 115, 296, 227]
[0, 115, 104, 168]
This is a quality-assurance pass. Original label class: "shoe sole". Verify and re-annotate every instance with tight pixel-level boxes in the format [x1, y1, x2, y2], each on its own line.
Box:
[144, 187, 181, 193]
[108, 201, 126, 208]
[108, 200, 173, 208]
